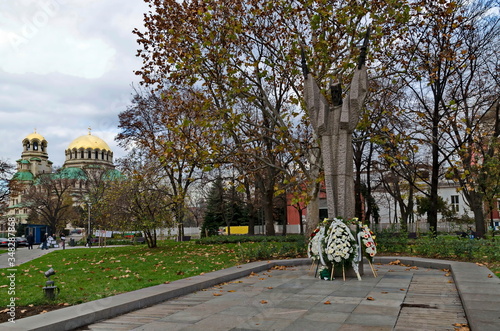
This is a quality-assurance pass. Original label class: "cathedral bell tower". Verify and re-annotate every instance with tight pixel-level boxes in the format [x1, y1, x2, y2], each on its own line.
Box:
[18, 130, 53, 177]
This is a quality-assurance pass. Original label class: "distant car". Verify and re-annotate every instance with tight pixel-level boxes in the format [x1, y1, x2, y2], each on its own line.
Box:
[0, 237, 28, 247]
[71, 229, 82, 234]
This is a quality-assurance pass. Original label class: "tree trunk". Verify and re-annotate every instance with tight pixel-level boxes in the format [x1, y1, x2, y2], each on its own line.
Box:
[469, 191, 485, 238]
[244, 179, 255, 235]
[305, 181, 321, 236]
[428, 105, 440, 235]
[264, 186, 275, 236]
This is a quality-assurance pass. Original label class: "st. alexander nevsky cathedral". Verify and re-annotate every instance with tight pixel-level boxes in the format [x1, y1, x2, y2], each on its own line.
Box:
[5, 130, 121, 224]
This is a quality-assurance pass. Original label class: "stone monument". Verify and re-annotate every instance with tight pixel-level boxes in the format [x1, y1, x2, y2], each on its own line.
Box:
[303, 31, 369, 221]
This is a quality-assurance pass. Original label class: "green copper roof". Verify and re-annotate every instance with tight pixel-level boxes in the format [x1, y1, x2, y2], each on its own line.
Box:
[57, 167, 87, 180]
[102, 169, 125, 181]
[30, 157, 42, 161]
[12, 171, 34, 181]
[20, 159, 30, 164]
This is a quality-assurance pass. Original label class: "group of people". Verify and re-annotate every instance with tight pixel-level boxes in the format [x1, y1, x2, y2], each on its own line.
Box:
[30, 232, 67, 250]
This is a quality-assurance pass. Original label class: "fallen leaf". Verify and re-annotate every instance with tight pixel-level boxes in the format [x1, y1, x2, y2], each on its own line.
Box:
[487, 274, 493, 278]
[400, 289, 406, 291]
[260, 300, 268, 304]
[164, 281, 170, 284]
[213, 293, 222, 296]
[381, 291, 388, 294]
[20, 309, 27, 313]
[228, 290, 236, 292]
[367, 297, 375, 301]
[267, 287, 273, 289]
[324, 301, 331, 305]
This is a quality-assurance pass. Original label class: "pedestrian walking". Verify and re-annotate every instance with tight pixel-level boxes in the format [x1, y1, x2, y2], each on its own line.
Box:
[27, 233, 34, 249]
[60, 233, 66, 250]
[41, 233, 48, 250]
[86, 234, 93, 248]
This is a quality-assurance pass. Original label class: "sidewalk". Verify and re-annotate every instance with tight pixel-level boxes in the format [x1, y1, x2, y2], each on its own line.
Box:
[2, 257, 499, 331]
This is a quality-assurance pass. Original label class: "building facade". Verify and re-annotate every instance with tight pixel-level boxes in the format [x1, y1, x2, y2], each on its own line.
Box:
[5, 130, 117, 226]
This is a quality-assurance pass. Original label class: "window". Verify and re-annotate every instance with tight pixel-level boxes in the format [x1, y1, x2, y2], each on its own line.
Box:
[451, 195, 459, 213]
[87, 151, 91, 158]
[81, 150, 84, 158]
[33, 142, 38, 150]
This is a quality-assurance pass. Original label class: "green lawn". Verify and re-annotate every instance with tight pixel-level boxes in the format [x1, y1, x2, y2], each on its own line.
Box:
[2, 235, 499, 308]
[0, 241, 242, 307]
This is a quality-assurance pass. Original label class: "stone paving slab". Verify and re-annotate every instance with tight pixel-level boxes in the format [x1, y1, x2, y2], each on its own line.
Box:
[80, 262, 466, 331]
[2, 257, 499, 330]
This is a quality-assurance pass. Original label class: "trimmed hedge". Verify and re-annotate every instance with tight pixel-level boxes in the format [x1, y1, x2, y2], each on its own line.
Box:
[195, 234, 305, 245]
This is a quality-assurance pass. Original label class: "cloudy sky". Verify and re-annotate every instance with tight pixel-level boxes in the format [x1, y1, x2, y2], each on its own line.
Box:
[0, 0, 151, 167]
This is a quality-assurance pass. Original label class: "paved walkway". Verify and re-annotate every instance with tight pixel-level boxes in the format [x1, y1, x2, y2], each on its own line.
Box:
[2, 257, 499, 331]
[79, 263, 466, 331]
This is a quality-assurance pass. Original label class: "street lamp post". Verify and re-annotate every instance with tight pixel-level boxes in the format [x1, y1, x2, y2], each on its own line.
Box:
[87, 202, 92, 239]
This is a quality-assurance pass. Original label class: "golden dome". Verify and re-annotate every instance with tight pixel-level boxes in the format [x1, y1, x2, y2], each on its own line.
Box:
[25, 131, 46, 141]
[67, 133, 111, 151]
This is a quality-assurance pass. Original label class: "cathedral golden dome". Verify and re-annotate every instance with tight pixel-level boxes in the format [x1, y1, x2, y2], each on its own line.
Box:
[24, 131, 46, 142]
[67, 132, 111, 151]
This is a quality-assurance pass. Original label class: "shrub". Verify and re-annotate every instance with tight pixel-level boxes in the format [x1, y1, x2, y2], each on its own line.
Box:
[195, 234, 305, 245]
[237, 240, 307, 262]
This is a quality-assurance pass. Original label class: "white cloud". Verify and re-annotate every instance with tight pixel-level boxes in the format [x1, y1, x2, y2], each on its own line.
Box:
[0, 0, 148, 167]
[0, 1, 116, 79]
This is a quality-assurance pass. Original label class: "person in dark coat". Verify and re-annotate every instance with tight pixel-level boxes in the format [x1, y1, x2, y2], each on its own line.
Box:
[41, 233, 48, 250]
[27, 233, 34, 249]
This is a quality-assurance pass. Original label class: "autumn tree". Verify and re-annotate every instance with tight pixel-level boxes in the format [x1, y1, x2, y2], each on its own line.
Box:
[22, 172, 80, 234]
[117, 87, 221, 240]
[134, 0, 412, 235]
[469, 100, 500, 232]
[101, 152, 173, 248]
[0, 159, 14, 214]
[378, 0, 499, 235]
